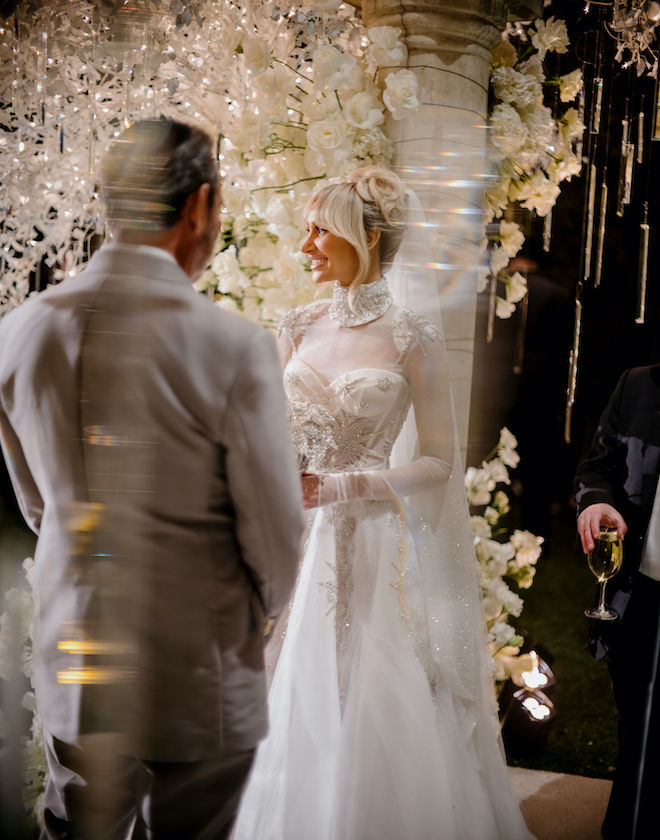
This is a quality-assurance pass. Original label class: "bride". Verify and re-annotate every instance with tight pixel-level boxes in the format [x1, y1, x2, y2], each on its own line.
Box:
[233, 167, 531, 840]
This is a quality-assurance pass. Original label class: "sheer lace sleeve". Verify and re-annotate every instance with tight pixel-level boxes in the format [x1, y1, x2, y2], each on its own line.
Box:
[317, 324, 454, 505]
[277, 301, 327, 367]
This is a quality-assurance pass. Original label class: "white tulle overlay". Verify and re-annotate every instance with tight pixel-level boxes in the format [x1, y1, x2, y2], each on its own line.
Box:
[232, 293, 531, 840]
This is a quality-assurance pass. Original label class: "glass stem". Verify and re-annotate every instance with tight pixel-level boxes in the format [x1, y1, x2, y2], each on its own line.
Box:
[598, 579, 608, 613]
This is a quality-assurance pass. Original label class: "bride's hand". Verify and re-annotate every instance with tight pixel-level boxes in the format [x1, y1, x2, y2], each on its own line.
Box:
[301, 473, 321, 509]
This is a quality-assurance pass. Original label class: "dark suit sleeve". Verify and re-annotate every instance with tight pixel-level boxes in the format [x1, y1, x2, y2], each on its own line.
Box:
[574, 369, 631, 517]
[0, 406, 43, 534]
[223, 328, 304, 623]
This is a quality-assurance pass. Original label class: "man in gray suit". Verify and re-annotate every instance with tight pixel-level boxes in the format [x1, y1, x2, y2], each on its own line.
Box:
[0, 119, 304, 838]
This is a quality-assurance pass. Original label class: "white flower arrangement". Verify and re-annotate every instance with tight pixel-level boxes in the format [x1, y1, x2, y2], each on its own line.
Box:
[486, 16, 584, 320]
[0, 2, 416, 320]
[466, 428, 543, 685]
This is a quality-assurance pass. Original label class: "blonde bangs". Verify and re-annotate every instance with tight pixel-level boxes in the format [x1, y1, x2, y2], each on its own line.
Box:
[304, 183, 371, 297]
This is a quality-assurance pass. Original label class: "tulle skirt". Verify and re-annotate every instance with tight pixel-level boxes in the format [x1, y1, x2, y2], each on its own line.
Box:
[232, 500, 531, 840]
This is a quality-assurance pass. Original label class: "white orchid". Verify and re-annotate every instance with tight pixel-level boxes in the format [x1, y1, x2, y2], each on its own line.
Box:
[559, 68, 583, 102]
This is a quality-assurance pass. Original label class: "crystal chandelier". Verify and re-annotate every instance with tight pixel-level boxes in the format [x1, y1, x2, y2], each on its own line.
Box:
[606, 0, 660, 75]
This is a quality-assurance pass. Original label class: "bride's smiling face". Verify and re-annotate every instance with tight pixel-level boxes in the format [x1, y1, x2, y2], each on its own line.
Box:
[301, 216, 360, 287]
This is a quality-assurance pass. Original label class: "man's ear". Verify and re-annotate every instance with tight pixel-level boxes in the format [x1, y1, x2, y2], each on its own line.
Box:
[366, 229, 381, 251]
[184, 182, 211, 235]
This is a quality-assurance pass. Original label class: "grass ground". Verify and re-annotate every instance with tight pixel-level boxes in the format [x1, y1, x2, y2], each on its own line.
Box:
[506, 507, 619, 779]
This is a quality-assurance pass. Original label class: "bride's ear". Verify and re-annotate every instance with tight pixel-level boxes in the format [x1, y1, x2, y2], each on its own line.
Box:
[366, 229, 381, 251]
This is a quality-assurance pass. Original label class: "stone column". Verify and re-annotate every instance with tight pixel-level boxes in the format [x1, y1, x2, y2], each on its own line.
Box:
[356, 0, 507, 458]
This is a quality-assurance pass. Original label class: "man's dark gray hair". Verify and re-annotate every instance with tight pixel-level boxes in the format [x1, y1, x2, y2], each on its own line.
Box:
[100, 118, 218, 231]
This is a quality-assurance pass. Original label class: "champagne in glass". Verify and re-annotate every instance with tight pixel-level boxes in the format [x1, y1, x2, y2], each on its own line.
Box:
[585, 528, 623, 620]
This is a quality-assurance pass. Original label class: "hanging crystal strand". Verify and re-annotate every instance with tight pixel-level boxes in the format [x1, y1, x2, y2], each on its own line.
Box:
[565, 296, 583, 444]
[10, 14, 19, 118]
[616, 116, 631, 216]
[37, 28, 48, 125]
[583, 164, 597, 283]
[637, 96, 645, 164]
[591, 77, 603, 134]
[594, 171, 608, 288]
[543, 208, 552, 252]
[486, 271, 497, 344]
[636, 202, 650, 324]
[58, 95, 65, 154]
[88, 9, 100, 178]
[576, 85, 586, 161]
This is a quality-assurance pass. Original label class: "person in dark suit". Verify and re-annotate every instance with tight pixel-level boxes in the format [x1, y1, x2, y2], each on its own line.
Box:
[575, 363, 660, 840]
[0, 119, 304, 839]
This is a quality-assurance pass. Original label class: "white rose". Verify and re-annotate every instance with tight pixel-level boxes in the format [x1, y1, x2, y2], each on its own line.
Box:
[559, 68, 583, 102]
[306, 117, 353, 163]
[367, 26, 407, 67]
[312, 44, 357, 91]
[491, 66, 542, 108]
[489, 103, 528, 158]
[345, 92, 385, 129]
[531, 16, 569, 60]
[307, 94, 342, 121]
[272, 252, 308, 292]
[243, 37, 272, 74]
[383, 69, 420, 120]
[264, 197, 292, 230]
[211, 246, 248, 296]
[499, 220, 525, 258]
[221, 184, 250, 217]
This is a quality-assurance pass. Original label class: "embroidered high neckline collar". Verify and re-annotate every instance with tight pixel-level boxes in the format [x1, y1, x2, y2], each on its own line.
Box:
[328, 276, 392, 327]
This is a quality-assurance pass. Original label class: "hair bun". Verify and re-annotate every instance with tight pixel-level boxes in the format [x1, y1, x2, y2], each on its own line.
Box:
[345, 166, 408, 225]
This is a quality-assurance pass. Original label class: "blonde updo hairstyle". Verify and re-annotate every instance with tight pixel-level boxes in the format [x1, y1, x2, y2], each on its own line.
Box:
[304, 166, 408, 310]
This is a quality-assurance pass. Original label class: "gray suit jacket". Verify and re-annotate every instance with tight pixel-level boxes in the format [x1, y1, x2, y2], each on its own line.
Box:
[0, 244, 304, 761]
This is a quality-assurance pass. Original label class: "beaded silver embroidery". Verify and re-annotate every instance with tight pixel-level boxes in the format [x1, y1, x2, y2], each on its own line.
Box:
[392, 308, 442, 360]
[328, 276, 392, 327]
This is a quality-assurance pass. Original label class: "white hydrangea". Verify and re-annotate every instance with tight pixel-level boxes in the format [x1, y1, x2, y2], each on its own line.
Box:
[560, 107, 586, 142]
[511, 529, 544, 567]
[382, 69, 420, 120]
[491, 66, 542, 108]
[490, 244, 510, 276]
[518, 54, 545, 82]
[490, 103, 528, 158]
[471, 515, 492, 539]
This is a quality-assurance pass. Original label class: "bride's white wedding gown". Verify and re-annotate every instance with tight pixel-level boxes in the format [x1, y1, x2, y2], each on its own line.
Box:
[233, 279, 531, 840]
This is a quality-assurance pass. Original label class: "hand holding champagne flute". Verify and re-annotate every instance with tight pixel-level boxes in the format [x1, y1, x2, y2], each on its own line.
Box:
[584, 527, 623, 620]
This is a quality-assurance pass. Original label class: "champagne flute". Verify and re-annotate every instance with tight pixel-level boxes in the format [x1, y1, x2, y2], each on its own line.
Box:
[584, 527, 623, 620]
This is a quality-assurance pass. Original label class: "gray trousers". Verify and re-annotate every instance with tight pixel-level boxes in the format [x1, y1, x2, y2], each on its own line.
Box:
[41, 729, 255, 840]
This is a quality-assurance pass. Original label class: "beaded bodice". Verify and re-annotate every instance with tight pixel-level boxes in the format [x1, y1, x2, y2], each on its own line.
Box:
[279, 301, 441, 474]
